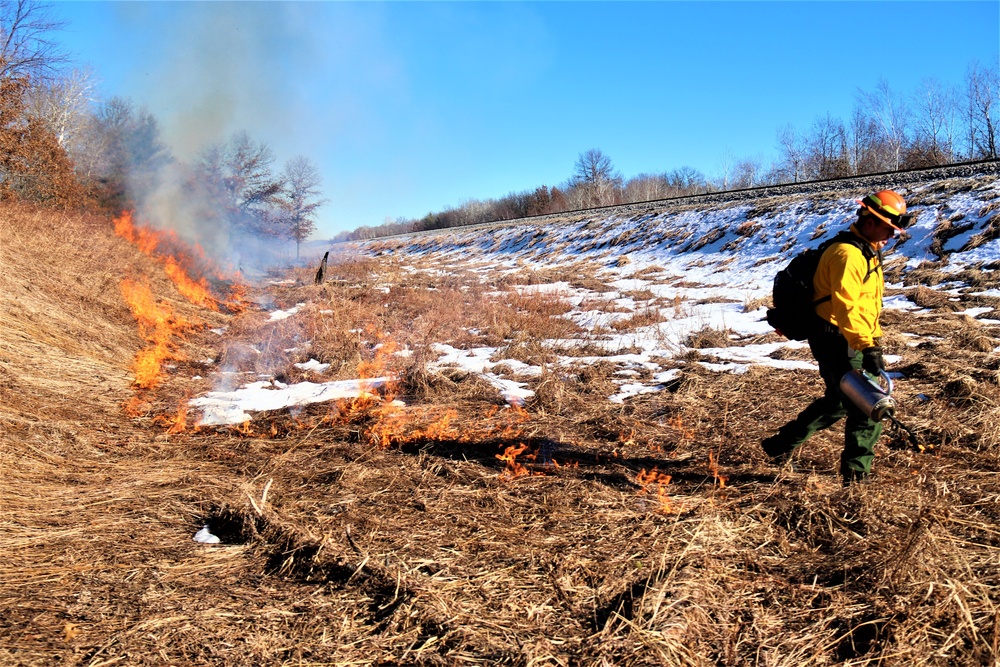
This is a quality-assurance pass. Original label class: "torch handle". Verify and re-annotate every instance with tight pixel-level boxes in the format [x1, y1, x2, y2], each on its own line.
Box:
[878, 369, 893, 396]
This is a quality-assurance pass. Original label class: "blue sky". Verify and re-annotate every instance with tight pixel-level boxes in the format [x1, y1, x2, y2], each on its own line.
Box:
[57, 2, 999, 239]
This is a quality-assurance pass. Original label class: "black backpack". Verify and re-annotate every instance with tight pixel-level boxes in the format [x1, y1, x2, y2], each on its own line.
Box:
[765, 231, 880, 340]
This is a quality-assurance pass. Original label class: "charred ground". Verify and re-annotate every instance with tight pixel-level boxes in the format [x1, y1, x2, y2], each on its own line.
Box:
[2, 185, 1000, 665]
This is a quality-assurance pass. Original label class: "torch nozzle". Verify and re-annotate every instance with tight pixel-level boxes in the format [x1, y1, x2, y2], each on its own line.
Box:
[887, 414, 932, 453]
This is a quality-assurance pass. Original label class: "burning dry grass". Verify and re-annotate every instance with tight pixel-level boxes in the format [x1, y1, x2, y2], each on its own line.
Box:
[3, 207, 1000, 666]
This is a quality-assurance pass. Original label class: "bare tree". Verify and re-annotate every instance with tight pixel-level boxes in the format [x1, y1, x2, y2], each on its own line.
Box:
[623, 167, 712, 203]
[281, 156, 325, 258]
[965, 60, 999, 159]
[775, 124, 805, 183]
[858, 78, 910, 170]
[0, 1, 67, 81]
[909, 77, 958, 165]
[75, 96, 169, 208]
[731, 155, 766, 188]
[716, 149, 735, 190]
[624, 173, 670, 202]
[805, 114, 849, 179]
[209, 131, 284, 235]
[26, 67, 95, 148]
[196, 132, 285, 238]
[570, 148, 622, 207]
[666, 166, 709, 194]
[848, 105, 881, 175]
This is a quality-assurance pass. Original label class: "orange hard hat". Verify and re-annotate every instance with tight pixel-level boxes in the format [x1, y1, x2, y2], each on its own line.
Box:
[859, 190, 907, 229]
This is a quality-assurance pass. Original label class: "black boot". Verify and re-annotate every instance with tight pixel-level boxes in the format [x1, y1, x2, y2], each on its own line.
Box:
[761, 434, 794, 464]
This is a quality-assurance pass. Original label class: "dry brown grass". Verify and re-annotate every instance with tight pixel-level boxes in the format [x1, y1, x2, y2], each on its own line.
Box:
[623, 288, 657, 301]
[685, 326, 735, 349]
[578, 296, 633, 313]
[743, 294, 772, 312]
[610, 305, 668, 331]
[632, 265, 673, 279]
[3, 206, 1000, 666]
[909, 285, 963, 311]
[948, 316, 998, 353]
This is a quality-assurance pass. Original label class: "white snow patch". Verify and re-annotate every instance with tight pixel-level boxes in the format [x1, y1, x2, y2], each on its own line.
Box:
[268, 303, 305, 321]
[192, 377, 391, 426]
[295, 359, 331, 373]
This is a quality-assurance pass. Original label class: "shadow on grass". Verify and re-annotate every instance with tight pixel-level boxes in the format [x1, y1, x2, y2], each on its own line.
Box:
[393, 435, 783, 490]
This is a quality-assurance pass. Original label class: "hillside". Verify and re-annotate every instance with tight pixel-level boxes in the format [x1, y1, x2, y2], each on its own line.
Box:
[2, 165, 1000, 666]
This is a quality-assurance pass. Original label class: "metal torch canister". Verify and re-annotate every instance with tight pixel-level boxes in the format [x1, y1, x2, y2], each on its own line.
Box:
[840, 369, 897, 421]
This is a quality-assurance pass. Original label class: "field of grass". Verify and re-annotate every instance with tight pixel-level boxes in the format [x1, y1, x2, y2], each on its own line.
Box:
[2, 188, 1000, 666]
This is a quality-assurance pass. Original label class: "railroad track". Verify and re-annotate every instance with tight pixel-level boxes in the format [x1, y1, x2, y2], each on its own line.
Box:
[360, 158, 1000, 241]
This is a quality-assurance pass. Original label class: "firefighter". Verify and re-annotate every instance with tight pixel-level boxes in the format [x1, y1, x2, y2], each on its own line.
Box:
[761, 190, 908, 485]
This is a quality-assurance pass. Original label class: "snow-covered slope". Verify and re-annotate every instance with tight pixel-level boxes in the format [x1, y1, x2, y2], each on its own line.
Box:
[364, 170, 1000, 296]
[347, 169, 1000, 403]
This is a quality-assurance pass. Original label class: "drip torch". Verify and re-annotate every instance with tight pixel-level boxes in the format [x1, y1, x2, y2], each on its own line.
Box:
[840, 369, 928, 451]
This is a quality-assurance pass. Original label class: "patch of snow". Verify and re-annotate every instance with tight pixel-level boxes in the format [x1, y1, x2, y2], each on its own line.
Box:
[883, 294, 927, 312]
[269, 303, 305, 321]
[514, 282, 574, 294]
[958, 306, 994, 318]
[191, 377, 391, 426]
[193, 525, 221, 544]
[295, 359, 331, 373]
[428, 343, 536, 405]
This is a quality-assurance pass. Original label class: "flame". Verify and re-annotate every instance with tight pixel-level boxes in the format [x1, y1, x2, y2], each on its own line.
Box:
[497, 443, 530, 481]
[225, 283, 250, 314]
[666, 415, 695, 441]
[636, 467, 673, 487]
[154, 400, 190, 434]
[310, 333, 541, 482]
[708, 449, 728, 488]
[332, 332, 403, 419]
[115, 209, 250, 427]
[419, 409, 457, 440]
[162, 255, 218, 309]
[366, 406, 459, 450]
[124, 396, 147, 418]
[115, 211, 159, 254]
[636, 467, 681, 514]
[357, 339, 399, 381]
[494, 404, 530, 440]
[113, 211, 247, 312]
[654, 484, 677, 514]
[120, 278, 192, 389]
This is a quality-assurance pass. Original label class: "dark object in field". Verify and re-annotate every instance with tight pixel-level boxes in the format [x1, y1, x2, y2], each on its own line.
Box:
[315, 251, 329, 285]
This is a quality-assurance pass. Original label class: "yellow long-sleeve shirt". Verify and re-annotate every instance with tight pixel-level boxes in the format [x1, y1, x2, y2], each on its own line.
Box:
[813, 225, 883, 351]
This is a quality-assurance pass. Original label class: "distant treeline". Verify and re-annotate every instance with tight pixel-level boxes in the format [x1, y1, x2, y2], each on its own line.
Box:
[335, 64, 999, 242]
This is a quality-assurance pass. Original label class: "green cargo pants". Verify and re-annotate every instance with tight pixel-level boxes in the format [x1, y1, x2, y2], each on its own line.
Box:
[762, 320, 882, 480]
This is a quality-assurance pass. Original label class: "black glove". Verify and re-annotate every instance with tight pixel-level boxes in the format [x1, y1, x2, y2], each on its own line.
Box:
[861, 347, 886, 376]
